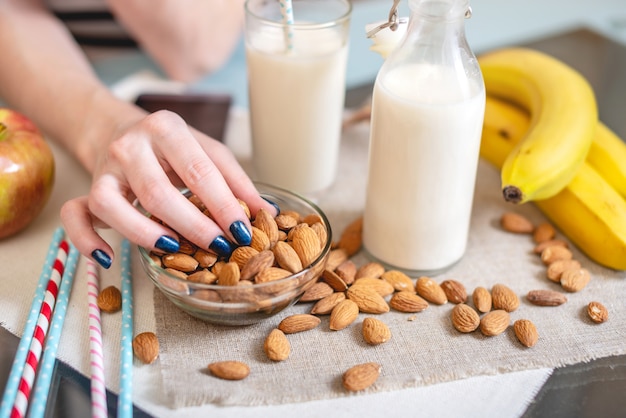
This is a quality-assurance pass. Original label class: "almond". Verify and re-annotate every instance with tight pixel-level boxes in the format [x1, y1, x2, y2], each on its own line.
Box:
[351, 277, 395, 297]
[532, 222, 556, 243]
[193, 249, 218, 268]
[533, 239, 569, 255]
[187, 269, 218, 284]
[217, 261, 240, 286]
[451, 303, 480, 333]
[310, 221, 328, 250]
[362, 317, 391, 345]
[479, 310, 510, 336]
[253, 208, 280, 245]
[587, 301, 609, 323]
[415, 276, 447, 305]
[254, 266, 292, 284]
[321, 269, 348, 292]
[264, 329, 291, 361]
[338, 217, 363, 256]
[346, 286, 390, 314]
[491, 283, 519, 312]
[97, 285, 122, 313]
[560, 267, 591, 292]
[240, 250, 275, 281]
[161, 253, 199, 272]
[342, 362, 381, 392]
[272, 241, 303, 273]
[526, 289, 567, 306]
[389, 291, 428, 313]
[334, 259, 357, 285]
[275, 213, 298, 230]
[249, 226, 271, 252]
[290, 224, 322, 267]
[440, 279, 467, 304]
[546, 259, 581, 282]
[380, 270, 414, 292]
[472, 286, 492, 313]
[132, 332, 159, 364]
[310, 292, 346, 315]
[513, 319, 538, 347]
[299, 281, 334, 302]
[229, 246, 259, 270]
[355, 262, 385, 280]
[329, 299, 360, 331]
[500, 212, 534, 233]
[325, 248, 349, 272]
[207, 360, 250, 380]
[541, 246, 573, 265]
[278, 313, 321, 334]
[177, 239, 196, 255]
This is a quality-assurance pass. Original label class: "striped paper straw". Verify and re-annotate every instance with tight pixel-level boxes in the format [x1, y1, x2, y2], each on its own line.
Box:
[10, 239, 70, 418]
[85, 259, 108, 418]
[117, 239, 134, 418]
[279, 0, 295, 52]
[28, 243, 80, 418]
[0, 227, 65, 417]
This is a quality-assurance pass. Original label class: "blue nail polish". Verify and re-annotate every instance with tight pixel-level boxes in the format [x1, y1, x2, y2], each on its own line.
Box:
[155, 235, 180, 253]
[262, 197, 281, 215]
[229, 220, 252, 246]
[91, 249, 112, 269]
[209, 236, 235, 259]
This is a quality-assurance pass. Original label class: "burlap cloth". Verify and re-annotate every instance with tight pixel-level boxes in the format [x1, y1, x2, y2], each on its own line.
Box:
[154, 110, 626, 408]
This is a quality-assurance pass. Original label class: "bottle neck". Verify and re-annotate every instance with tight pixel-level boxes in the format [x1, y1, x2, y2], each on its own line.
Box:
[408, 0, 470, 22]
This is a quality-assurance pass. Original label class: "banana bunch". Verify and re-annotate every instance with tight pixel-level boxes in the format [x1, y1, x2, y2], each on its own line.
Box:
[479, 48, 598, 204]
[481, 96, 626, 271]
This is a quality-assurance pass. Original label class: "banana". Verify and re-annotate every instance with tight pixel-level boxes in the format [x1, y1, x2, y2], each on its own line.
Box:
[479, 47, 598, 204]
[481, 96, 626, 271]
[586, 123, 626, 198]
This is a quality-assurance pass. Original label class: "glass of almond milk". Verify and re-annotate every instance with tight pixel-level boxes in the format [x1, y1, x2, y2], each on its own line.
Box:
[244, 0, 352, 196]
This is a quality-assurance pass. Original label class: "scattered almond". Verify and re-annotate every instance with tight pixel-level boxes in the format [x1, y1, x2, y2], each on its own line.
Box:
[325, 248, 350, 272]
[380, 270, 414, 292]
[310, 292, 346, 315]
[415, 276, 447, 305]
[351, 277, 395, 297]
[264, 329, 291, 361]
[587, 301, 608, 323]
[299, 281, 334, 302]
[500, 212, 534, 233]
[362, 317, 391, 345]
[440, 279, 467, 304]
[355, 262, 385, 280]
[207, 360, 250, 380]
[560, 267, 591, 292]
[334, 259, 357, 285]
[526, 289, 567, 306]
[97, 285, 122, 313]
[513, 319, 538, 347]
[546, 259, 581, 283]
[532, 222, 556, 243]
[533, 239, 569, 255]
[389, 291, 428, 313]
[491, 284, 519, 312]
[540, 246, 573, 265]
[451, 303, 480, 333]
[278, 314, 321, 334]
[338, 217, 363, 256]
[472, 286, 492, 313]
[346, 286, 390, 314]
[329, 299, 360, 331]
[479, 310, 510, 336]
[321, 269, 348, 292]
[132, 332, 159, 364]
[342, 362, 381, 392]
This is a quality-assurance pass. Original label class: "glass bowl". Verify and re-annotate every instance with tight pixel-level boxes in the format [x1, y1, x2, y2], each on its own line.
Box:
[136, 183, 332, 326]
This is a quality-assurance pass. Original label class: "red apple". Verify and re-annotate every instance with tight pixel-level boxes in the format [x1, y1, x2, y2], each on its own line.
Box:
[0, 108, 55, 239]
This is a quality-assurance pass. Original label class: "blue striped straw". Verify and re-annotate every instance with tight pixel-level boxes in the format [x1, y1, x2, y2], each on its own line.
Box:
[279, 0, 295, 52]
[0, 227, 65, 417]
[117, 239, 134, 418]
[28, 243, 80, 418]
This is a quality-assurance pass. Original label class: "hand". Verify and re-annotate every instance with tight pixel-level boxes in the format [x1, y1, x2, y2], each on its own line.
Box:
[61, 110, 277, 268]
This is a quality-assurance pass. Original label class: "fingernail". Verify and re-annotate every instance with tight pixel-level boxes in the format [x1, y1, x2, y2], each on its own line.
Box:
[229, 220, 252, 246]
[262, 197, 280, 215]
[155, 235, 180, 253]
[209, 235, 235, 259]
[91, 249, 112, 269]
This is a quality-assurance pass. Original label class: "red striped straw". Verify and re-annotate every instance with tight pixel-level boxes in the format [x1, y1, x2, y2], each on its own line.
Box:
[10, 240, 69, 418]
[86, 258, 108, 418]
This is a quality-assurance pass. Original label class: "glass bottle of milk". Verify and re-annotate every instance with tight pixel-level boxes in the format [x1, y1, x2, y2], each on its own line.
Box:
[362, 0, 485, 275]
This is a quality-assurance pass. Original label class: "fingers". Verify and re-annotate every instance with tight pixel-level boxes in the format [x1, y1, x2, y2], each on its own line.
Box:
[60, 197, 115, 269]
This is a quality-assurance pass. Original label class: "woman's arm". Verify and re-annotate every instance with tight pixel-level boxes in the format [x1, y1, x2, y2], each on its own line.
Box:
[107, 0, 246, 82]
